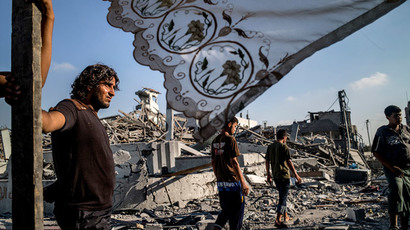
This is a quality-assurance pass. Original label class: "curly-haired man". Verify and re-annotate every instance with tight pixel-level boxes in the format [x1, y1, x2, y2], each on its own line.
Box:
[42, 64, 119, 229]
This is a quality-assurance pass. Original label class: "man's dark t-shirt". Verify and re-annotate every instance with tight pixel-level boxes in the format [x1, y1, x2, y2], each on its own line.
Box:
[211, 133, 240, 182]
[372, 124, 410, 168]
[51, 99, 115, 210]
[266, 142, 291, 179]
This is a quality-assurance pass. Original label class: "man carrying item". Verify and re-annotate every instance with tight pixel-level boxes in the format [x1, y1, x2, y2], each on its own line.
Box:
[372, 105, 410, 230]
[42, 64, 119, 230]
[266, 129, 302, 228]
[211, 116, 250, 230]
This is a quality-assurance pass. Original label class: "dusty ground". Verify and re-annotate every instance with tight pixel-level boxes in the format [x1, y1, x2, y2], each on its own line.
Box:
[0, 182, 395, 230]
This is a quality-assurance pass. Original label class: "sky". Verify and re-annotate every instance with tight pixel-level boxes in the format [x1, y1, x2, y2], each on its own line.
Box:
[1, 1, 410, 145]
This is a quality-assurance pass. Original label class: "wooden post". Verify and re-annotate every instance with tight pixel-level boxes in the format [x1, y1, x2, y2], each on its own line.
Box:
[11, 0, 43, 229]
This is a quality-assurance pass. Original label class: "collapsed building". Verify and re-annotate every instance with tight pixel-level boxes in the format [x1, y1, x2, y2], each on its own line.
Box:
[0, 91, 407, 229]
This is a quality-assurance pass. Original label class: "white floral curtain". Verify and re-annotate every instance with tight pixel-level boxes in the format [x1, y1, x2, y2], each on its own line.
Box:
[106, 0, 404, 141]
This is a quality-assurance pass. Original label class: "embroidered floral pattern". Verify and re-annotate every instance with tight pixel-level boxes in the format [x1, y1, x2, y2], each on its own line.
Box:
[132, 0, 179, 17]
[187, 20, 205, 42]
[107, 0, 387, 141]
[191, 43, 252, 98]
[158, 8, 215, 53]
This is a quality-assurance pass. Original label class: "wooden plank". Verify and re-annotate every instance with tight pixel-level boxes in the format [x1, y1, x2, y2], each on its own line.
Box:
[11, 1, 43, 229]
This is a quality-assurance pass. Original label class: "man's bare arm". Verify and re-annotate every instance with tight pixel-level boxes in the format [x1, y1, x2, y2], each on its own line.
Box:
[286, 159, 302, 184]
[0, 0, 54, 100]
[230, 156, 250, 195]
[42, 110, 65, 133]
[0, 74, 7, 98]
[40, 0, 54, 87]
[265, 158, 272, 184]
[211, 158, 217, 177]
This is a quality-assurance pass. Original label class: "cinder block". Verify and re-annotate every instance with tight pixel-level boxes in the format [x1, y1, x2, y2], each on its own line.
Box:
[347, 208, 365, 222]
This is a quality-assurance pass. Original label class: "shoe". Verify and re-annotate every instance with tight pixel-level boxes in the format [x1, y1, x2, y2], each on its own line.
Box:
[388, 226, 399, 230]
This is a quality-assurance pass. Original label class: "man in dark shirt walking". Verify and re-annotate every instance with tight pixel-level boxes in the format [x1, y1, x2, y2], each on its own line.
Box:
[372, 105, 410, 230]
[266, 129, 301, 228]
[211, 117, 250, 230]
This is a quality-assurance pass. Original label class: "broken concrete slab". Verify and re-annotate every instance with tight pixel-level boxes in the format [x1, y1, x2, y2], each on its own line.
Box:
[114, 168, 217, 211]
[335, 167, 370, 184]
[238, 152, 265, 166]
[237, 142, 267, 155]
[113, 149, 132, 165]
[292, 158, 318, 168]
[175, 156, 210, 172]
[298, 171, 330, 180]
[245, 174, 266, 186]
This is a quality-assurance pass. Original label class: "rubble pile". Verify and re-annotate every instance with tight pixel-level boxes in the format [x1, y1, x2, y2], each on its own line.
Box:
[287, 135, 345, 167]
[101, 111, 165, 144]
[41, 108, 195, 151]
[109, 179, 391, 230]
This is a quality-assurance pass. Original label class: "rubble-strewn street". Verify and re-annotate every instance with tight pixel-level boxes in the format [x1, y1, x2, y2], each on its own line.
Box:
[0, 178, 393, 229]
[108, 180, 393, 230]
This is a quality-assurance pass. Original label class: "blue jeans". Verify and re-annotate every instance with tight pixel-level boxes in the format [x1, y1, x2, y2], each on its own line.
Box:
[215, 182, 245, 230]
[274, 177, 290, 215]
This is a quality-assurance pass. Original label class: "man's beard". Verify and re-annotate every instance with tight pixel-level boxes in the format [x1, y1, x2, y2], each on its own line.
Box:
[90, 92, 110, 110]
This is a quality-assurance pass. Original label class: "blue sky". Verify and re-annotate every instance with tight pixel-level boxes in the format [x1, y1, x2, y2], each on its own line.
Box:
[1, 1, 409, 144]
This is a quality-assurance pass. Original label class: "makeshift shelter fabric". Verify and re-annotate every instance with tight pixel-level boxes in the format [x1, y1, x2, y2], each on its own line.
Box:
[106, 0, 405, 141]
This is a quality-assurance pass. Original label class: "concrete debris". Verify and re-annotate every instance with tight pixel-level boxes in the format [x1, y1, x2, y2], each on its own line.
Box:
[104, 180, 392, 230]
[0, 92, 402, 229]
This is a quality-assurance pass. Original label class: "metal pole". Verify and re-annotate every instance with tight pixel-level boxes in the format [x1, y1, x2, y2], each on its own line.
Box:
[11, 0, 43, 229]
[338, 90, 350, 167]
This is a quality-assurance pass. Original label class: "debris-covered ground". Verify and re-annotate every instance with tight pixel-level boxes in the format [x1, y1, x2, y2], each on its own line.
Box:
[106, 179, 392, 230]
[0, 176, 393, 230]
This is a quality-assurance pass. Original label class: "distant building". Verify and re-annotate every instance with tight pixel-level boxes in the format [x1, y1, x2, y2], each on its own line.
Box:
[135, 88, 161, 116]
[276, 110, 360, 149]
[135, 88, 165, 127]
[236, 117, 258, 129]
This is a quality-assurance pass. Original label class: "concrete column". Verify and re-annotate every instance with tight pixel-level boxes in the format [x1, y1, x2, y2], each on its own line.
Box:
[166, 104, 174, 140]
[11, 1, 43, 229]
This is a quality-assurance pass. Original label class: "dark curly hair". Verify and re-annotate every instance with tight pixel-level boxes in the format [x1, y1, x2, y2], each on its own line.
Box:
[384, 105, 401, 116]
[276, 129, 288, 140]
[223, 116, 239, 129]
[70, 64, 119, 100]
